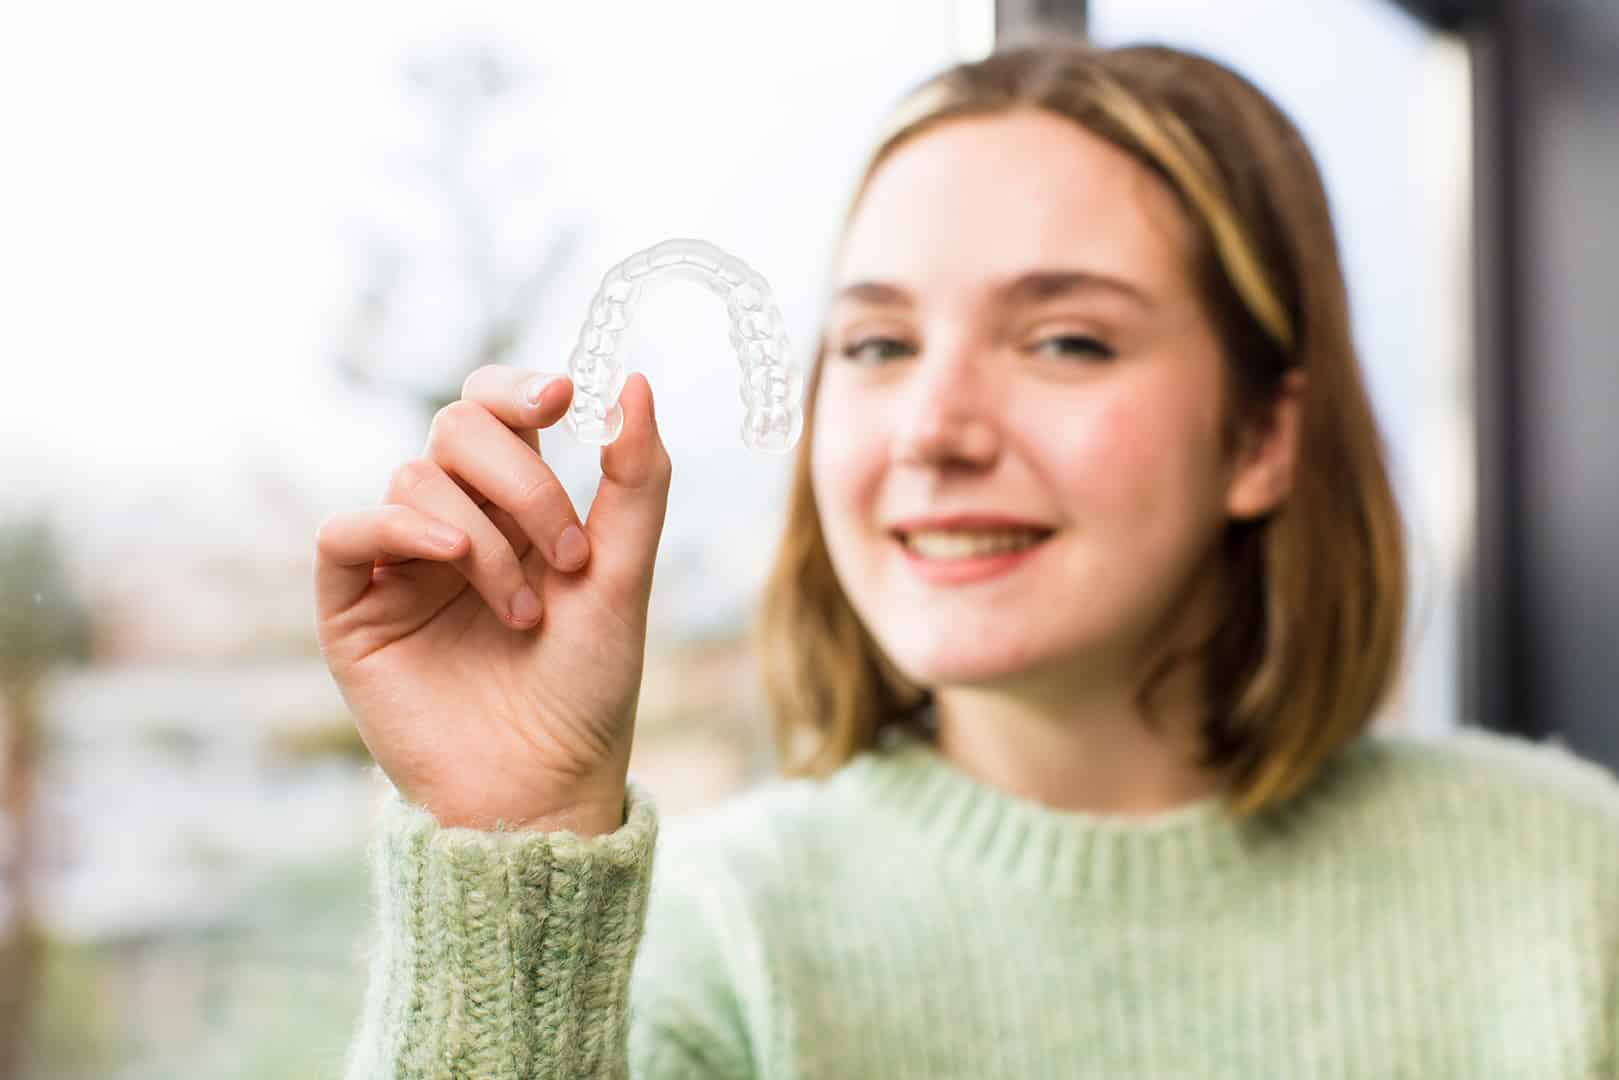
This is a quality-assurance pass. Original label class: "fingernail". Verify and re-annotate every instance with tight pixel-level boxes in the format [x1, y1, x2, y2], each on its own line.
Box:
[556, 524, 589, 569]
[510, 586, 542, 625]
[525, 375, 562, 407]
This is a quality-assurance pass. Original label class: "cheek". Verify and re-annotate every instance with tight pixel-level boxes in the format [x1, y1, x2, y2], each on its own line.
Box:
[1046, 384, 1218, 541]
[809, 388, 880, 541]
[1054, 394, 1160, 502]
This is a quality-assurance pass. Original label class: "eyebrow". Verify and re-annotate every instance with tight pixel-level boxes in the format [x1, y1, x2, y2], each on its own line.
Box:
[832, 269, 1154, 311]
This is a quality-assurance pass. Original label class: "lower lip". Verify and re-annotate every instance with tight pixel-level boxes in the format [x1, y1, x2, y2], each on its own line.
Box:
[895, 535, 1049, 584]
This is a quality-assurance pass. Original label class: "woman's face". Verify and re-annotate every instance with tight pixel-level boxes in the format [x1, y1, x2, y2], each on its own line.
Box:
[810, 107, 1266, 694]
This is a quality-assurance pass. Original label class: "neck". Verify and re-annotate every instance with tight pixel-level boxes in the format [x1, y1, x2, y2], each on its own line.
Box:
[930, 659, 1222, 817]
[926, 549, 1235, 817]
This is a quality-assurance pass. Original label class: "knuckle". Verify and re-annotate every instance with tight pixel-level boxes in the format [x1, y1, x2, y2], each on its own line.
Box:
[430, 399, 480, 439]
[469, 534, 511, 574]
[511, 468, 562, 514]
[389, 458, 435, 495]
[460, 366, 495, 399]
[474, 549, 524, 594]
[380, 503, 416, 537]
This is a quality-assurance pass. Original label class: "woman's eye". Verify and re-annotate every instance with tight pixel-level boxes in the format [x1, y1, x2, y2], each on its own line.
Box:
[836, 335, 1112, 364]
[839, 337, 913, 364]
[1035, 334, 1115, 361]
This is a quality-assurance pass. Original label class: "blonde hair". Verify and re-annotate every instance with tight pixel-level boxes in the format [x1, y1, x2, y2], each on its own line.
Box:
[751, 39, 1407, 818]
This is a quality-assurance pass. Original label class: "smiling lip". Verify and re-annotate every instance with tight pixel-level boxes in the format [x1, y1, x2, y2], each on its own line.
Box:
[888, 513, 1052, 533]
[895, 538, 1046, 584]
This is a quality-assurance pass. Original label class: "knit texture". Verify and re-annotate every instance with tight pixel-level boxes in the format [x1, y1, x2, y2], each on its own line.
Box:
[344, 725, 1619, 1077]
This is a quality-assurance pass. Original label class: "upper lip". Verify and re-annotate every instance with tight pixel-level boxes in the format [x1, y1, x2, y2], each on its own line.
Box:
[888, 513, 1055, 536]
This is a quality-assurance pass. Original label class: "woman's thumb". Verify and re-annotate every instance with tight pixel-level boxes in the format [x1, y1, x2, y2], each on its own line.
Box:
[586, 372, 673, 597]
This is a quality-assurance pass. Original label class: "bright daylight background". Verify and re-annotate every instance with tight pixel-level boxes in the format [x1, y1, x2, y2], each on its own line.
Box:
[0, 1, 1469, 1075]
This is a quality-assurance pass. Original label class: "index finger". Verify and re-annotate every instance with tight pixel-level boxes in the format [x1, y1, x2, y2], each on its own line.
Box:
[459, 365, 576, 453]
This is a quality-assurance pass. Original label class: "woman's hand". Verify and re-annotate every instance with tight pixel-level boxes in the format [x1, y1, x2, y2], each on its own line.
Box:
[313, 368, 671, 836]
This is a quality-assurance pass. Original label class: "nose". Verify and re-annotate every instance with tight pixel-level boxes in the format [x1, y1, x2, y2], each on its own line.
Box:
[890, 341, 1002, 469]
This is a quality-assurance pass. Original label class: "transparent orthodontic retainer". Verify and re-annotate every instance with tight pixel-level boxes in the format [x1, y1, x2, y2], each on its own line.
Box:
[563, 238, 806, 454]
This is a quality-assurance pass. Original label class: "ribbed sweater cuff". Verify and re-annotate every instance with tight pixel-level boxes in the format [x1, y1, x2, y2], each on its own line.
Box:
[345, 778, 659, 1080]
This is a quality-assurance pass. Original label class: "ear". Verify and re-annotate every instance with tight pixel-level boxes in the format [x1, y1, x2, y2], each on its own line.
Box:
[1224, 368, 1306, 521]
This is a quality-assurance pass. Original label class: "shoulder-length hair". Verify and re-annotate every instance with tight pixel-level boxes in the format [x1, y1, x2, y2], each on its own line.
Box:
[751, 39, 1407, 818]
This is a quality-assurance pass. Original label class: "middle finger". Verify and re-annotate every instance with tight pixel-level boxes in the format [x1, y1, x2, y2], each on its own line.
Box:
[426, 400, 590, 573]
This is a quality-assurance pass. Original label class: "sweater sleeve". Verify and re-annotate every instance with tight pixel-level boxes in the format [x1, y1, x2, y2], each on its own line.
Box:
[343, 773, 757, 1075]
[342, 775, 751, 1079]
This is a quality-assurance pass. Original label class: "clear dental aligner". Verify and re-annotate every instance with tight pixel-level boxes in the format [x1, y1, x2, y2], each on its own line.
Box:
[563, 238, 805, 453]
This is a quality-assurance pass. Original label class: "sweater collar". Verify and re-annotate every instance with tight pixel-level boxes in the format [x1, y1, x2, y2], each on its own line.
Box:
[829, 727, 1338, 903]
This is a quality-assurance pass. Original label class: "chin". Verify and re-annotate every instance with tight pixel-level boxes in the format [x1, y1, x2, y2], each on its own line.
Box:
[884, 634, 1055, 689]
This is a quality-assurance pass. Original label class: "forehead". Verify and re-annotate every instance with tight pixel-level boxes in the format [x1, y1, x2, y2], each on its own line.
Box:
[834, 108, 1193, 305]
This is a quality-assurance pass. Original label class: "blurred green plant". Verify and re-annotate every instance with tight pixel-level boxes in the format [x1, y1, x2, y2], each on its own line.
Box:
[24, 934, 121, 1078]
[264, 710, 373, 764]
[0, 513, 94, 1075]
[0, 514, 93, 678]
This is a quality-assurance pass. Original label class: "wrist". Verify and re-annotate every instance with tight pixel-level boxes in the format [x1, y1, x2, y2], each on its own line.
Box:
[405, 765, 629, 836]
[509, 795, 626, 837]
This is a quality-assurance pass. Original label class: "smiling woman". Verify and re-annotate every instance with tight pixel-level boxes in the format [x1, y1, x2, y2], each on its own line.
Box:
[764, 49, 1388, 822]
[332, 37, 1619, 1079]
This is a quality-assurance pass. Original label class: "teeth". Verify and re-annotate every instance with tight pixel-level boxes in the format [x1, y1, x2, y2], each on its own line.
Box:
[902, 529, 1046, 560]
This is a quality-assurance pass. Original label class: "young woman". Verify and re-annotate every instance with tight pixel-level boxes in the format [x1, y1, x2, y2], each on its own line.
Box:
[314, 40, 1619, 1077]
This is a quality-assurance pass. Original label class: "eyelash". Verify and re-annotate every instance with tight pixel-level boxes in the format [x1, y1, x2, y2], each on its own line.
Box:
[836, 335, 1116, 365]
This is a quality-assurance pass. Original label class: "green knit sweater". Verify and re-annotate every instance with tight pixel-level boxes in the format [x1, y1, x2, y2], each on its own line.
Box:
[343, 725, 1619, 1078]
